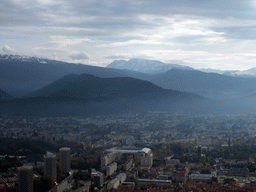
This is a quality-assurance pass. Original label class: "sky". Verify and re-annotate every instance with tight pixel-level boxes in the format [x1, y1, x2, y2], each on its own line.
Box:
[1, 0, 256, 70]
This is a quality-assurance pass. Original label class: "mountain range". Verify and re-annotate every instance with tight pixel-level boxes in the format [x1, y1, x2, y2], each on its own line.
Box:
[1, 73, 222, 116]
[147, 69, 256, 99]
[106, 58, 193, 74]
[0, 54, 127, 97]
[223, 68, 256, 78]
[107, 58, 256, 78]
[27, 73, 167, 99]
[0, 89, 13, 101]
[200, 67, 256, 78]
[1, 54, 256, 116]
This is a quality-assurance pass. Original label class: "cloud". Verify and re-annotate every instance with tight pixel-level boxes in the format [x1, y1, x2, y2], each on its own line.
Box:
[0, 1, 254, 42]
[104, 53, 132, 60]
[69, 52, 89, 60]
[1, 0, 251, 38]
[50, 36, 93, 47]
[2, 45, 15, 53]
[1, 0, 256, 70]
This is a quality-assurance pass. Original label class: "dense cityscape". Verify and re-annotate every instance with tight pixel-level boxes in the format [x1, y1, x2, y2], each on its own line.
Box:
[1, 112, 256, 191]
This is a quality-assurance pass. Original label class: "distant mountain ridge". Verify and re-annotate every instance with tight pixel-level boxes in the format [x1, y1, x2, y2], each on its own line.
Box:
[2, 53, 256, 104]
[223, 68, 256, 78]
[199, 67, 256, 78]
[147, 69, 256, 99]
[0, 73, 225, 116]
[0, 54, 254, 116]
[0, 54, 129, 97]
[27, 73, 181, 99]
[107, 58, 194, 74]
[0, 89, 13, 101]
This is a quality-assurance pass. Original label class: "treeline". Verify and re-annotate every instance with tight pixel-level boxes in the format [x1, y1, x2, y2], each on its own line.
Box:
[0, 138, 54, 155]
[0, 138, 84, 156]
[71, 147, 104, 170]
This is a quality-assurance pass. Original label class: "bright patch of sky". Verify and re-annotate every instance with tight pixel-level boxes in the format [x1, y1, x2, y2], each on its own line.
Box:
[1, 0, 256, 70]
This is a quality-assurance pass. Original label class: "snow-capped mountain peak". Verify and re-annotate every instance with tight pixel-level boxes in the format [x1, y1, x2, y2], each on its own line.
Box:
[106, 58, 193, 74]
[0, 54, 48, 64]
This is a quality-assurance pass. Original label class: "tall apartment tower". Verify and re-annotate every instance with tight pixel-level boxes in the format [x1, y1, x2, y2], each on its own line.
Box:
[60, 147, 71, 173]
[18, 165, 33, 192]
[197, 145, 202, 162]
[44, 154, 57, 182]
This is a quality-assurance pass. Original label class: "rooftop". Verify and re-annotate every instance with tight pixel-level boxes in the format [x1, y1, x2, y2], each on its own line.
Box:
[107, 147, 152, 154]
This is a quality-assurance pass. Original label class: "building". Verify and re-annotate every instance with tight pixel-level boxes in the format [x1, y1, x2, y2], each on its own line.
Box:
[107, 178, 119, 189]
[141, 156, 153, 167]
[116, 173, 126, 184]
[44, 154, 57, 182]
[106, 147, 153, 165]
[101, 152, 121, 170]
[59, 147, 71, 173]
[18, 165, 33, 192]
[48, 181, 68, 192]
[136, 179, 172, 186]
[189, 173, 214, 183]
[123, 161, 133, 171]
[165, 159, 180, 166]
[107, 147, 153, 157]
[91, 169, 98, 179]
[227, 168, 250, 177]
[197, 145, 202, 161]
[94, 172, 104, 188]
[107, 173, 127, 190]
[106, 162, 117, 176]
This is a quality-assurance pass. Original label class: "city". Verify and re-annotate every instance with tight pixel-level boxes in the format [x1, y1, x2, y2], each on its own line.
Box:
[2, 0, 256, 191]
[1, 112, 256, 191]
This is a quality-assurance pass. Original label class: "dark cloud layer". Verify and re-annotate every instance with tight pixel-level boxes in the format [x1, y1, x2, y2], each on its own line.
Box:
[1, 0, 254, 38]
[1, 0, 256, 69]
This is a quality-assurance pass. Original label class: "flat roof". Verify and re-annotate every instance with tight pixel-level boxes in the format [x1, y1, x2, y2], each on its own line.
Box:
[189, 174, 213, 180]
[116, 173, 126, 178]
[137, 179, 172, 183]
[107, 147, 151, 154]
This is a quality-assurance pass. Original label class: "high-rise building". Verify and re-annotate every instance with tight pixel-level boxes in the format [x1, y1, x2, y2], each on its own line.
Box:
[44, 154, 57, 182]
[18, 165, 33, 192]
[197, 145, 202, 161]
[94, 172, 104, 188]
[59, 147, 71, 173]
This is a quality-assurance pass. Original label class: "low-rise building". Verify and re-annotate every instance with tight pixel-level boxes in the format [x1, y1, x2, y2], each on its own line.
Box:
[116, 173, 126, 184]
[189, 173, 214, 183]
[136, 179, 172, 186]
[141, 156, 153, 167]
[227, 168, 250, 177]
[107, 178, 119, 189]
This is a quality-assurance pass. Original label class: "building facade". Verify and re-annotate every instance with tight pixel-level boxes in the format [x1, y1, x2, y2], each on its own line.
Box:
[94, 172, 104, 188]
[18, 165, 33, 192]
[141, 156, 153, 167]
[59, 147, 71, 173]
[44, 154, 57, 182]
[101, 152, 121, 170]
[106, 162, 117, 176]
